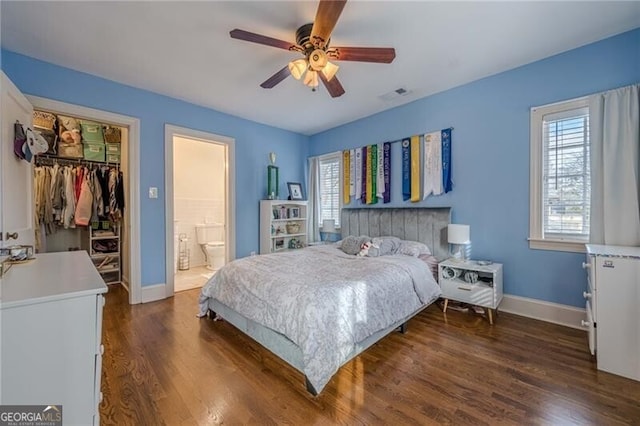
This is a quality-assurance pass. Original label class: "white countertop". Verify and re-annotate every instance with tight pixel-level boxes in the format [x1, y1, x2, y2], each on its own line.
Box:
[586, 244, 640, 258]
[0, 251, 108, 309]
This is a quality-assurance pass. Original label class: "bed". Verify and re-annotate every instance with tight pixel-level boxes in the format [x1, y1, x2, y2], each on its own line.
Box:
[198, 207, 451, 395]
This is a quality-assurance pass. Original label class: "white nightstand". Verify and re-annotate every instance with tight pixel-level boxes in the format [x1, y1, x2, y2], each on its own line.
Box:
[438, 259, 503, 324]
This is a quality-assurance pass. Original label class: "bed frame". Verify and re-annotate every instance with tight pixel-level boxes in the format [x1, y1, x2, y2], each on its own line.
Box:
[207, 207, 451, 395]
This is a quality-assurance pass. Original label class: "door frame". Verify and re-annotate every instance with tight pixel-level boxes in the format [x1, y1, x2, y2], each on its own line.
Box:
[26, 95, 142, 304]
[164, 124, 236, 297]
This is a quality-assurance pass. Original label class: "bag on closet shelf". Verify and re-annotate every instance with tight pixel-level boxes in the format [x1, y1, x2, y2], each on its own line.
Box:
[103, 126, 121, 143]
[33, 111, 56, 130]
[56, 115, 80, 132]
[80, 120, 105, 143]
[58, 142, 83, 159]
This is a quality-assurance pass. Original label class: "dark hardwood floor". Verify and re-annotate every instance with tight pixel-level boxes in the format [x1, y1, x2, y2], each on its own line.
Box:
[100, 284, 640, 425]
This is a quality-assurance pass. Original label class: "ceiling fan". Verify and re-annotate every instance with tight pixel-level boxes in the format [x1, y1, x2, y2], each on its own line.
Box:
[229, 0, 395, 98]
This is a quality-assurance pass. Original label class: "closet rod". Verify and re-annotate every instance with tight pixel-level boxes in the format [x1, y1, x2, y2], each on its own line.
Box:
[34, 154, 120, 169]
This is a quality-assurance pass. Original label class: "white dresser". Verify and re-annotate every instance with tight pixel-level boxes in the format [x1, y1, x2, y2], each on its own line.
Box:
[0, 251, 108, 425]
[583, 244, 640, 381]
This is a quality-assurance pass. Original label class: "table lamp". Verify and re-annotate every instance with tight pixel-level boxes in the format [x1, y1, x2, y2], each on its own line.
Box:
[448, 224, 470, 261]
[321, 219, 336, 242]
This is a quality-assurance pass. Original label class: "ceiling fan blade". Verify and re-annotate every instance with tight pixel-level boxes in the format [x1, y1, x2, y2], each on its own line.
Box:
[310, 0, 347, 48]
[230, 29, 297, 51]
[260, 66, 291, 89]
[319, 72, 345, 98]
[330, 47, 396, 63]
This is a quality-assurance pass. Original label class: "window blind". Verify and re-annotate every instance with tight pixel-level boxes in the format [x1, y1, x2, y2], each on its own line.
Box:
[542, 107, 590, 239]
[319, 154, 341, 227]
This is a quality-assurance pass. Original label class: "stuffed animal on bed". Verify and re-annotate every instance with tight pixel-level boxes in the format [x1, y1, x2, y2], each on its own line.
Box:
[357, 240, 377, 257]
[358, 236, 402, 257]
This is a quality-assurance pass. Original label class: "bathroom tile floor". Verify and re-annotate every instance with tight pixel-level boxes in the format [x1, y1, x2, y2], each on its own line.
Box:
[174, 265, 213, 292]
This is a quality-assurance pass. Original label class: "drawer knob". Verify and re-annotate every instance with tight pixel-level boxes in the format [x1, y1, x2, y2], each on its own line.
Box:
[582, 262, 591, 269]
[581, 320, 591, 327]
[583, 291, 592, 299]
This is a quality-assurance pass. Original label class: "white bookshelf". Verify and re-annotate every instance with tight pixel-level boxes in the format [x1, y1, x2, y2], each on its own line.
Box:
[259, 200, 308, 254]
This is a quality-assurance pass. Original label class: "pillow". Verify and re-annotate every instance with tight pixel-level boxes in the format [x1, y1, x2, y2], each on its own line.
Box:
[397, 240, 432, 257]
[418, 253, 439, 281]
[340, 235, 371, 255]
[368, 236, 402, 257]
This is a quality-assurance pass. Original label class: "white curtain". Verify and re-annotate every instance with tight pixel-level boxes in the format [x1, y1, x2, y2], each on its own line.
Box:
[589, 83, 640, 246]
[307, 156, 321, 243]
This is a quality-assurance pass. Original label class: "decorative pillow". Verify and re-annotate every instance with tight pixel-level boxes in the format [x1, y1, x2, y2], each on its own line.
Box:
[368, 236, 402, 257]
[340, 235, 371, 255]
[418, 253, 439, 281]
[398, 240, 432, 257]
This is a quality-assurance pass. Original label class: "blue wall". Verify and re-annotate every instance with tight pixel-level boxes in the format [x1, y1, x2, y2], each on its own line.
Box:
[2, 28, 638, 304]
[309, 29, 640, 307]
[1, 50, 309, 286]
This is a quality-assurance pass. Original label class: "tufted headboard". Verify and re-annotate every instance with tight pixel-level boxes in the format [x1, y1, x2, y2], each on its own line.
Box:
[340, 207, 451, 260]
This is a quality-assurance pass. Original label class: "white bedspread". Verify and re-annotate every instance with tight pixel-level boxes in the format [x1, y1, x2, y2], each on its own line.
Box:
[198, 244, 441, 393]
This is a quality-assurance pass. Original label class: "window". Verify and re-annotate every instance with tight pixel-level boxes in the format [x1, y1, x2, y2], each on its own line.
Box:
[530, 97, 590, 252]
[319, 153, 341, 228]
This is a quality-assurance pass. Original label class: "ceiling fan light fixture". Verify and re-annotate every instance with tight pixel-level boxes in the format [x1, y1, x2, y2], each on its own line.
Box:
[308, 49, 328, 71]
[288, 58, 308, 80]
[321, 61, 339, 81]
[303, 70, 319, 88]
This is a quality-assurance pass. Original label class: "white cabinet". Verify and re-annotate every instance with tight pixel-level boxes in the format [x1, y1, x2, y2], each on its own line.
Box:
[438, 259, 503, 324]
[583, 244, 640, 381]
[1, 71, 35, 249]
[0, 251, 107, 425]
[259, 200, 308, 254]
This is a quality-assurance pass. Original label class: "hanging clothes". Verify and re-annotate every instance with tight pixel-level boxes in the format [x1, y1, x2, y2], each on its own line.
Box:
[75, 168, 93, 226]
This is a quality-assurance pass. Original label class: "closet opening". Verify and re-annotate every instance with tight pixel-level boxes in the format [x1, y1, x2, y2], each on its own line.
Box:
[31, 108, 133, 297]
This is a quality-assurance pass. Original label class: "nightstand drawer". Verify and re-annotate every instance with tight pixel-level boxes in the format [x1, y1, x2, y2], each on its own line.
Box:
[440, 279, 496, 308]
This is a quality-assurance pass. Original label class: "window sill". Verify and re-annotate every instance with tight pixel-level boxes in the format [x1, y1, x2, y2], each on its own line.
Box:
[528, 238, 587, 253]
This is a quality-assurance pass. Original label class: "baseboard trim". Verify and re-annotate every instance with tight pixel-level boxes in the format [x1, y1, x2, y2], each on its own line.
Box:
[500, 295, 586, 330]
[141, 283, 167, 303]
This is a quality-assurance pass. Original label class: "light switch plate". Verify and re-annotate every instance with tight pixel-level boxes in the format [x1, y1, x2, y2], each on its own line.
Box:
[148, 187, 158, 199]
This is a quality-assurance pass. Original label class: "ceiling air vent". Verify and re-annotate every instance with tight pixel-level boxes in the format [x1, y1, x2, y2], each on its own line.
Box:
[379, 87, 412, 102]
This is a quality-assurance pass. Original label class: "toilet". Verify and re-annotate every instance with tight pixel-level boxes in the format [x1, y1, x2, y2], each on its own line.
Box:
[195, 223, 225, 270]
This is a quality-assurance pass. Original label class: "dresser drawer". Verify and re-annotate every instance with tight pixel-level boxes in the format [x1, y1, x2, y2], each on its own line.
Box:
[440, 279, 496, 308]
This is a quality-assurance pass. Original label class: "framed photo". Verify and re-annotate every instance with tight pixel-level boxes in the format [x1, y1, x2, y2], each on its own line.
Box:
[287, 182, 304, 200]
[290, 207, 300, 218]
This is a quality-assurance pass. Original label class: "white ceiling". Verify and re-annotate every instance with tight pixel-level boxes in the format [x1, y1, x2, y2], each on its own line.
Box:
[2, 1, 638, 135]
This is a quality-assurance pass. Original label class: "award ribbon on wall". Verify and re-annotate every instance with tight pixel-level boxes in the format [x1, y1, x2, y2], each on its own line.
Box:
[410, 135, 420, 202]
[355, 148, 362, 201]
[383, 142, 391, 203]
[361, 145, 367, 203]
[401, 138, 411, 201]
[343, 150, 350, 204]
[349, 149, 355, 198]
[376, 143, 384, 199]
[370, 144, 378, 204]
[423, 130, 443, 199]
[365, 145, 372, 204]
[442, 128, 452, 193]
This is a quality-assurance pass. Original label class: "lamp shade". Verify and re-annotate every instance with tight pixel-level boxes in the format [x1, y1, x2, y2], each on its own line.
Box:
[321, 61, 339, 81]
[303, 70, 319, 88]
[448, 224, 470, 244]
[322, 219, 336, 233]
[288, 59, 307, 80]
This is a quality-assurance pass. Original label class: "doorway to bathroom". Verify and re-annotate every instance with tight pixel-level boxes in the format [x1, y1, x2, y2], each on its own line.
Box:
[164, 125, 235, 295]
